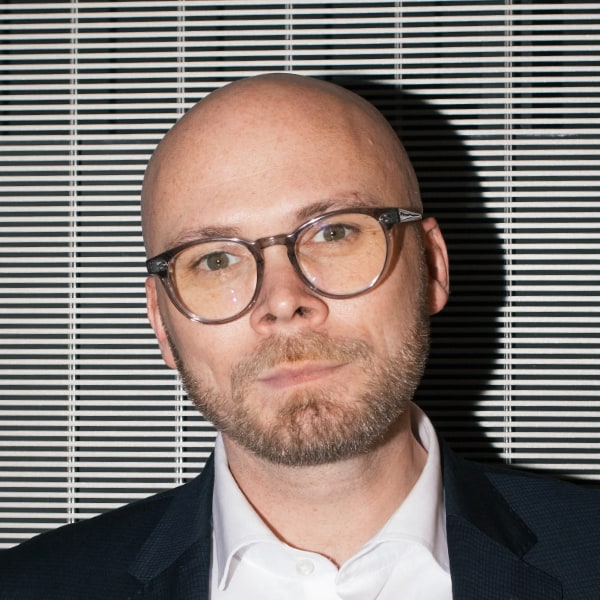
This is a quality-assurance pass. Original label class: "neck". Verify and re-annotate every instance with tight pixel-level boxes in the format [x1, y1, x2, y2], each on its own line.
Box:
[222, 410, 427, 567]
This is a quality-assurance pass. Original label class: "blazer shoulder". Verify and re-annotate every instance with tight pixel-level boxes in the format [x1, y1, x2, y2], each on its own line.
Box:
[0, 487, 173, 599]
[444, 447, 600, 598]
[0, 459, 215, 600]
[488, 464, 600, 597]
[483, 463, 600, 534]
[447, 448, 600, 537]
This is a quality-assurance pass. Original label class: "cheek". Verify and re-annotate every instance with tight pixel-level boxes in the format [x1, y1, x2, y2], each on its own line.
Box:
[165, 311, 254, 390]
[344, 258, 426, 355]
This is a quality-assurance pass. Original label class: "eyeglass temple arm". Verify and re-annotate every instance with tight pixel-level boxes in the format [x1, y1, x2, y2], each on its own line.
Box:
[380, 208, 423, 227]
[146, 257, 169, 276]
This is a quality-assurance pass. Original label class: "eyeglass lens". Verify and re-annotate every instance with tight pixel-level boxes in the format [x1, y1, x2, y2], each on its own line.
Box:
[168, 211, 388, 322]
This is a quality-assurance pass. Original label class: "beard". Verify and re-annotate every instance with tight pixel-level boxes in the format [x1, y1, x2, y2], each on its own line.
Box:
[167, 301, 431, 467]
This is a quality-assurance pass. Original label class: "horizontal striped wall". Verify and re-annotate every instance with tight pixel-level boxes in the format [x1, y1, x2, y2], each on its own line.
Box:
[0, 1, 599, 548]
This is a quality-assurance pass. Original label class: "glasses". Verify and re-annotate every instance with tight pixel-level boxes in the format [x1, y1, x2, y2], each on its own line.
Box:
[146, 206, 422, 324]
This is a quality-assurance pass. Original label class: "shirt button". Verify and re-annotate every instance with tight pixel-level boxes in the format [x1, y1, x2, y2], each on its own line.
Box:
[296, 558, 315, 576]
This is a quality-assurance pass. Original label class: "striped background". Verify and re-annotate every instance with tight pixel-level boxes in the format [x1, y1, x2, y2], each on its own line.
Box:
[1, 1, 599, 548]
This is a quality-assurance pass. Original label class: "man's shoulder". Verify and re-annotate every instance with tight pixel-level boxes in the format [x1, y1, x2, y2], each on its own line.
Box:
[481, 460, 600, 531]
[451, 449, 600, 524]
[0, 461, 215, 600]
[473, 457, 600, 511]
[6, 483, 174, 558]
[0, 487, 174, 599]
[444, 442, 599, 512]
[444, 448, 600, 597]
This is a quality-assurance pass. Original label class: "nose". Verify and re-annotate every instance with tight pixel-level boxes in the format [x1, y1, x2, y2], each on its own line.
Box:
[248, 245, 329, 334]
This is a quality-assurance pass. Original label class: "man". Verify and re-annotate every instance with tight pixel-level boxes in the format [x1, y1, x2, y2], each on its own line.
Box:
[1, 74, 599, 599]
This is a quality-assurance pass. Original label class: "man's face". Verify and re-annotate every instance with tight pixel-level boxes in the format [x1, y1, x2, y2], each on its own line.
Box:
[144, 77, 445, 466]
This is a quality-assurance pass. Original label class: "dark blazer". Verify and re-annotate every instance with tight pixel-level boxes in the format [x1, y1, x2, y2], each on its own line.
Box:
[1, 443, 599, 599]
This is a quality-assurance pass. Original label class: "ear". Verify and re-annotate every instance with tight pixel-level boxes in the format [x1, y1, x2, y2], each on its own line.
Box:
[421, 217, 450, 315]
[145, 276, 178, 370]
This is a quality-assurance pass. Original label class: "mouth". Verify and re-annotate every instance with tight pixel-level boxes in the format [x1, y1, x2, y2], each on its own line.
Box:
[256, 361, 348, 390]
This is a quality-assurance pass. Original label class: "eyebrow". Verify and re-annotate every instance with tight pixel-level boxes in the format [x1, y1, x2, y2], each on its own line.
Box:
[168, 194, 377, 248]
[167, 224, 243, 248]
[296, 194, 378, 221]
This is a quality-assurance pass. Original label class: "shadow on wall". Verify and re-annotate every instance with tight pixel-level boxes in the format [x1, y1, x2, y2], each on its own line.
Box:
[329, 77, 506, 463]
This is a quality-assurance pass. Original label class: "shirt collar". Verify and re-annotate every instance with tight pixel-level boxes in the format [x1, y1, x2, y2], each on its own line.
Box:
[212, 434, 276, 588]
[370, 402, 449, 571]
[211, 402, 448, 589]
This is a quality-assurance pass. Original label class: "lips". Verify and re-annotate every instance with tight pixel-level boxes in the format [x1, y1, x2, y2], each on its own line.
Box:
[256, 361, 347, 389]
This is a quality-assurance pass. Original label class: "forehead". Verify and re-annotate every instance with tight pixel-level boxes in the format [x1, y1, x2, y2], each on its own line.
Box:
[168, 194, 388, 251]
[142, 81, 410, 254]
[146, 154, 406, 256]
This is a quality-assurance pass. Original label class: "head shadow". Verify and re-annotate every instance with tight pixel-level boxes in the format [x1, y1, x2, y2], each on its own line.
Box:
[328, 76, 505, 462]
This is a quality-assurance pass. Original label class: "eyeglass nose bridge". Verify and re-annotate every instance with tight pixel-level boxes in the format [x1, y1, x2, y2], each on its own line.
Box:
[252, 231, 306, 284]
[254, 231, 296, 251]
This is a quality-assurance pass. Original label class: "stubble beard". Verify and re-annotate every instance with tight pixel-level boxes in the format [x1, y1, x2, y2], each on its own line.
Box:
[168, 305, 430, 467]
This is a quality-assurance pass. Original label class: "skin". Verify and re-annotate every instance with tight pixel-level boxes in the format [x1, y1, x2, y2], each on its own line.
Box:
[142, 73, 450, 566]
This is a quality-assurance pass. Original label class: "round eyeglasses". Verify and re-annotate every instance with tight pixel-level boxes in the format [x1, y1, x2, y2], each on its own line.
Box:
[146, 207, 422, 324]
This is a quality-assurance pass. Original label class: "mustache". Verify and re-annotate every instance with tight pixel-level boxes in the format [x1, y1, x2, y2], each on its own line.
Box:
[231, 332, 372, 386]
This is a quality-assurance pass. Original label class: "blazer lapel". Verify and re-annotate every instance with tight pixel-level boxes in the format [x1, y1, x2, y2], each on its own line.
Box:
[441, 443, 563, 600]
[127, 456, 216, 600]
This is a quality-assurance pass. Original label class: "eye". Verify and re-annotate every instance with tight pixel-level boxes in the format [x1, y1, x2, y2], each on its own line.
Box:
[199, 251, 240, 271]
[312, 222, 353, 243]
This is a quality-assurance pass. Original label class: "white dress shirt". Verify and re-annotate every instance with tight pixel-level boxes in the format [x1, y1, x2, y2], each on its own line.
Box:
[210, 402, 452, 599]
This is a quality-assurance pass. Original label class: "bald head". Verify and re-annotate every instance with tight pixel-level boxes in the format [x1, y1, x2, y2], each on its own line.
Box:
[142, 73, 421, 255]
